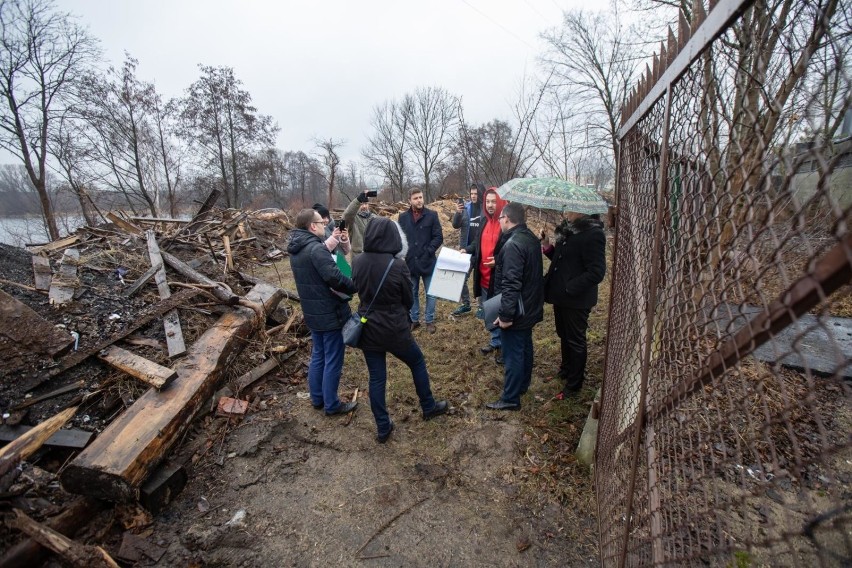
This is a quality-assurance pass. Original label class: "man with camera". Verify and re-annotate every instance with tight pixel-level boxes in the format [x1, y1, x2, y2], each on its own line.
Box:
[450, 183, 483, 316]
[343, 189, 379, 258]
[312, 203, 350, 257]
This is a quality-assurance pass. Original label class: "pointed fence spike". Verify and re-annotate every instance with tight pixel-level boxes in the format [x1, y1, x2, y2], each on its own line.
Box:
[679, 10, 690, 48]
[667, 27, 677, 61]
[693, 0, 707, 30]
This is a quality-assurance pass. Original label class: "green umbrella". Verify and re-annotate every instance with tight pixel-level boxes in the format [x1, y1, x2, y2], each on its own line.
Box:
[496, 177, 609, 215]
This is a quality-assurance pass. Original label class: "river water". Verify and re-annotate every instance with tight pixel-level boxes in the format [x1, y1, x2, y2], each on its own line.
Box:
[0, 215, 88, 247]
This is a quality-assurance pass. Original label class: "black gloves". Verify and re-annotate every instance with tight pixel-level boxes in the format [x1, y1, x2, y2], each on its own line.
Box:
[357, 192, 369, 203]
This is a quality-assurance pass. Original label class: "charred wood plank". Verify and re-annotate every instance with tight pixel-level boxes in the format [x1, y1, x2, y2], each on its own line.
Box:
[98, 345, 177, 389]
[122, 262, 161, 298]
[0, 424, 92, 449]
[0, 289, 74, 365]
[59, 284, 283, 502]
[13, 380, 86, 410]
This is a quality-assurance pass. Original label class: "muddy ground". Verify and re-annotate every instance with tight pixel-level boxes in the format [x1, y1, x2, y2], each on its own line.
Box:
[0, 207, 604, 567]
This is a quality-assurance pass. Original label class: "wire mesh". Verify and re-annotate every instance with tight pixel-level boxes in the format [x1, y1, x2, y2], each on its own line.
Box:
[598, 1, 852, 566]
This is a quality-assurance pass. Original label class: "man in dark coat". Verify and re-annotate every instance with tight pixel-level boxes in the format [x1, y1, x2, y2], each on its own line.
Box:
[352, 217, 448, 443]
[486, 202, 544, 411]
[541, 212, 606, 398]
[398, 187, 443, 333]
[450, 183, 483, 315]
[288, 208, 358, 416]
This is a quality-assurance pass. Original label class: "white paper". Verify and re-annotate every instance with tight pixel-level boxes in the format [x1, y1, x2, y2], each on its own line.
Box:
[434, 247, 471, 273]
[427, 247, 472, 302]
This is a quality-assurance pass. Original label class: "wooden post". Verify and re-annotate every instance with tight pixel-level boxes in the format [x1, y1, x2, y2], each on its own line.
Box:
[7, 510, 119, 568]
[146, 231, 186, 357]
[59, 284, 283, 502]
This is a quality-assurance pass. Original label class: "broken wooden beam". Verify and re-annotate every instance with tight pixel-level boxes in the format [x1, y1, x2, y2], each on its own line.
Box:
[0, 407, 77, 478]
[60, 284, 283, 501]
[139, 460, 187, 515]
[31, 255, 52, 291]
[48, 248, 79, 306]
[25, 234, 80, 255]
[235, 358, 279, 394]
[105, 212, 143, 235]
[122, 262, 161, 298]
[98, 345, 177, 389]
[7, 510, 120, 568]
[146, 231, 186, 358]
[160, 249, 239, 305]
[0, 497, 103, 568]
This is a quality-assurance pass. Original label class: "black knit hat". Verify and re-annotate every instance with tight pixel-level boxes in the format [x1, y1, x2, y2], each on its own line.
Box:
[312, 203, 330, 220]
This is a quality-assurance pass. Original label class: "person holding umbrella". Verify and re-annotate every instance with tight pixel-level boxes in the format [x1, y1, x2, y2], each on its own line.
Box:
[495, 176, 609, 399]
[541, 211, 606, 399]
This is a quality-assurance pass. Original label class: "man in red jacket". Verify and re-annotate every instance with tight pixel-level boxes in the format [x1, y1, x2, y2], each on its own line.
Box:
[463, 187, 505, 360]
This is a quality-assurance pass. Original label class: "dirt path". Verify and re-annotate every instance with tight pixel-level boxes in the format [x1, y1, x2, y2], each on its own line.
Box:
[150, 392, 597, 566]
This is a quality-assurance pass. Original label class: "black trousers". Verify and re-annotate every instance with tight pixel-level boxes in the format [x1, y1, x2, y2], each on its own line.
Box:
[553, 306, 591, 391]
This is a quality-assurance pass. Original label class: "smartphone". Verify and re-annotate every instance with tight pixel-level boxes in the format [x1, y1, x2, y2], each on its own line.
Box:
[366, 190, 378, 198]
[337, 219, 346, 231]
[457, 198, 465, 205]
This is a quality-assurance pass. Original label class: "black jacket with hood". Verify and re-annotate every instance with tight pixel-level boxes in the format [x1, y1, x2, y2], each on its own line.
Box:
[492, 223, 545, 330]
[351, 217, 415, 353]
[288, 228, 356, 331]
[543, 215, 606, 309]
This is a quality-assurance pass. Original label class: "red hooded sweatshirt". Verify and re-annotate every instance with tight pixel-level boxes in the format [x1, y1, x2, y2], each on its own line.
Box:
[478, 187, 506, 291]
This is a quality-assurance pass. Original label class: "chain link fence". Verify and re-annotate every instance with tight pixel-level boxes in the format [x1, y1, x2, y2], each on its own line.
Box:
[597, 0, 851, 565]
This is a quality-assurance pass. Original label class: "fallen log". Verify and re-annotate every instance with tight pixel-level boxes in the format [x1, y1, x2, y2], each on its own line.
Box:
[7, 510, 119, 568]
[60, 283, 283, 502]
[0, 497, 103, 568]
[98, 345, 177, 389]
[0, 407, 77, 479]
[147, 231, 186, 357]
[160, 249, 239, 305]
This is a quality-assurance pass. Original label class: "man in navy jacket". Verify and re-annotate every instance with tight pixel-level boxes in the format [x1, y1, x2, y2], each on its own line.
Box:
[398, 187, 444, 333]
[288, 208, 358, 416]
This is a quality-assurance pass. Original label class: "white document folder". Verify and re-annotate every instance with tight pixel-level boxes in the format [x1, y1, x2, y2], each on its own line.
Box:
[427, 247, 471, 302]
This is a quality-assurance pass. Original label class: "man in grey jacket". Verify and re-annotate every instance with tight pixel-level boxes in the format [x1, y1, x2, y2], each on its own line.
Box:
[342, 190, 377, 258]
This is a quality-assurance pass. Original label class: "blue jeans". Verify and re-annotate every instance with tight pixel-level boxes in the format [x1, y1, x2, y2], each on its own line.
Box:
[308, 329, 346, 412]
[500, 327, 534, 405]
[410, 273, 437, 324]
[363, 342, 438, 437]
[480, 288, 502, 348]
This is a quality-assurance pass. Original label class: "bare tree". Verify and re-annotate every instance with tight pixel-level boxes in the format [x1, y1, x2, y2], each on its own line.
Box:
[49, 112, 101, 225]
[0, 0, 99, 239]
[177, 65, 278, 208]
[362, 99, 410, 202]
[540, 9, 638, 169]
[403, 87, 459, 201]
[314, 137, 343, 208]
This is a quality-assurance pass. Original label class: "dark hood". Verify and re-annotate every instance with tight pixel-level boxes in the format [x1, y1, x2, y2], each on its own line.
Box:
[363, 216, 403, 255]
[554, 215, 604, 244]
[287, 228, 321, 254]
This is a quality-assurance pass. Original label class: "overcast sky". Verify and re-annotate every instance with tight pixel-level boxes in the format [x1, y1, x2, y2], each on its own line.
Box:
[56, 0, 583, 165]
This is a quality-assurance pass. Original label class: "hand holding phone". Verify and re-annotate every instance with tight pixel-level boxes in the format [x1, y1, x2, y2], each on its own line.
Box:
[335, 219, 346, 231]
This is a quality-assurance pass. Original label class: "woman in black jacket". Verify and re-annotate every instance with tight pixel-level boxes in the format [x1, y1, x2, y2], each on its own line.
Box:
[542, 213, 606, 399]
[351, 217, 449, 443]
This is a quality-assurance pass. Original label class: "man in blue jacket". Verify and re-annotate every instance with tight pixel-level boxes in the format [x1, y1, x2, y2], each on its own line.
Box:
[450, 183, 483, 315]
[486, 202, 544, 411]
[288, 209, 358, 416]
[398, 187, 444, 334]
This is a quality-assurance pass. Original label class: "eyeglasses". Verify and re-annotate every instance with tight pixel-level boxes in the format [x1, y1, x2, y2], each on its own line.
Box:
[310, 218, 323, 225]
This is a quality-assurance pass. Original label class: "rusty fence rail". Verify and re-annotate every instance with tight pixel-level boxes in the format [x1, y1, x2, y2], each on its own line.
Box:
[597, 0, 852, 566]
